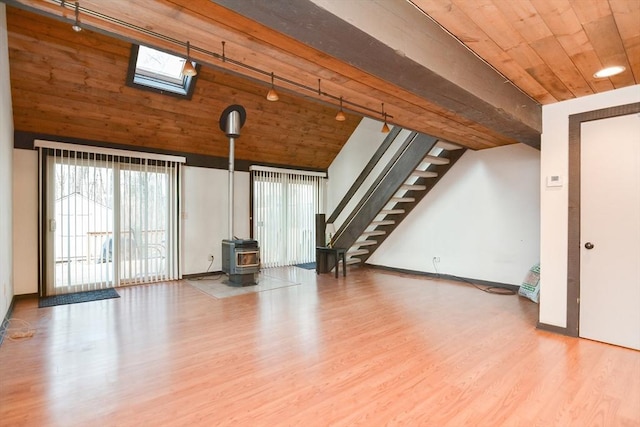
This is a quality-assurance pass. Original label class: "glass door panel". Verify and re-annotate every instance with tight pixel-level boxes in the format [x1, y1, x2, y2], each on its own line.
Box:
[119, 164, 169, 284]
[48, 155, 115, 295]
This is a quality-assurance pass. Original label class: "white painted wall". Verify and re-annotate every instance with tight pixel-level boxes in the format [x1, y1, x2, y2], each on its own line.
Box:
[327, 117, 388, 215]
[0, 4, 14, 318]
[540, 85, 640, 328]
[367, 144, 540, 285]
[12, 150, 38, 295]
[181, 166, 250, 274]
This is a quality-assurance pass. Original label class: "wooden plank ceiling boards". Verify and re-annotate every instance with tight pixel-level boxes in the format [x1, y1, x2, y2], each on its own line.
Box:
[4, 0, 639, 169]
[6, 6, 359, 170]
[411, 0, 639, 103]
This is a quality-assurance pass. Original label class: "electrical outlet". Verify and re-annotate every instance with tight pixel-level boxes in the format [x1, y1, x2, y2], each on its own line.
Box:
[433, 256, 440, 263]
[208, 254, 214, 262]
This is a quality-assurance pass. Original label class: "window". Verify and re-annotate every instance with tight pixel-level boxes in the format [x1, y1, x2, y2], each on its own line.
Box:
[126, 45, 198, 98]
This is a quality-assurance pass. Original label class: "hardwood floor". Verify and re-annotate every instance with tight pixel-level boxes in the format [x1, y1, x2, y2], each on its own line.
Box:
[1, 267, 638, 426]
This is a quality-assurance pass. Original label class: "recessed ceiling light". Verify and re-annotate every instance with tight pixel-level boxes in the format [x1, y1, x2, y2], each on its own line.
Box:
[593, 66, 626, 78]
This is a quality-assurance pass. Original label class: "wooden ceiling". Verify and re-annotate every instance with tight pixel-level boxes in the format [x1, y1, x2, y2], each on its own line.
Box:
[6, 6, 360, 170]
[411, 0, 639, 104]
[4, 0, 639, 170]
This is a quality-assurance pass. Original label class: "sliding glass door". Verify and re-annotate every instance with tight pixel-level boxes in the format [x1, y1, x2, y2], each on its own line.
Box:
[119, 164, 175, 284]
[40, 142, 182, 296]
[252, 166, 326, 268]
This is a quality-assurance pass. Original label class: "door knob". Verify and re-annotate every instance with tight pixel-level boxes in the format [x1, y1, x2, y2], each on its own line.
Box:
[584, 242, 594, 250]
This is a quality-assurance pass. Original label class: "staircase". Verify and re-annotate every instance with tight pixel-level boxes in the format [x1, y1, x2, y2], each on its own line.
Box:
[328, 132, 465, 268]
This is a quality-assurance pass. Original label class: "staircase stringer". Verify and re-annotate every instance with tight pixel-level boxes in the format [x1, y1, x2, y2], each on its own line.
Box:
[358, 147, 467, 264]
[331, 133, 438, 251]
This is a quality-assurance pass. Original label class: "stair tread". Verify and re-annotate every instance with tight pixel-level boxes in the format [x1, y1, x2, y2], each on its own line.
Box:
[355, 240, 377, 246]
[345, 258, 362, 265]
[401, 184, 427, 191]
[362, 230, 386, 236]
[390, 197, 415, 203]
[422, 155, 450, 165]
[371, 219, 395, 226]
[347, 249, 369, 256]
[380, 209, 405, 214]
[413, 170, 438, 178]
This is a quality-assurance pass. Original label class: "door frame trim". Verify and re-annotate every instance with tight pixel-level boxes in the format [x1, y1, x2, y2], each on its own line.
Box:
[566, 102, 640, 337]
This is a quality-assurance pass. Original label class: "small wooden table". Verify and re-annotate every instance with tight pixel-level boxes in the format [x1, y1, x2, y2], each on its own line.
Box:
[316, 246, 347, 278]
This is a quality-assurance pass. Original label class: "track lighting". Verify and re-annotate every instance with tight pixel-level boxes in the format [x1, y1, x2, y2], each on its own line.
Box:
[71, 2, 81, 32]
[52, 0, 396, 122]
[182, 41, 197, 77]
[335, 97, 346, 121]
[266, 72, 279, 101]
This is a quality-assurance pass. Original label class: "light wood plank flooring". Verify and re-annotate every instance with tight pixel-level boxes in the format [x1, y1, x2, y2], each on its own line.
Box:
[1, 267, 638, 426]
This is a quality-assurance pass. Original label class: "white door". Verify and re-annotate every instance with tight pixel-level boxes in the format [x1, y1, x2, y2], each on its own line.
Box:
[579, 113, 640, 350]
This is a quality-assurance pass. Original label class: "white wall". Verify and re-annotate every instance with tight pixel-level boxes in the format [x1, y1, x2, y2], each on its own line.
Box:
[367, 143, 540, 285]
[327, 117, 388, 214]
[181, 166, 250, 274]
[12, 149, 38, 295]
[540, 85, 640, 328]
[0, 4, 14, 318]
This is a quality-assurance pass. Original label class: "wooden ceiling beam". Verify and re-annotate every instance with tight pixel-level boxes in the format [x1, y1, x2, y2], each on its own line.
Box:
[213, 0, 541, 148]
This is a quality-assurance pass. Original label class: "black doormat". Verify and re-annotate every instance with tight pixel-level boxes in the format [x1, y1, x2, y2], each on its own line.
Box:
[39, 288, 120, 308]
[294, 262, 316, 270]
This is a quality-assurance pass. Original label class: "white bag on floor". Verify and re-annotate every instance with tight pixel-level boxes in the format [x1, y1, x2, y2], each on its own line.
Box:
[518, 263, 540, 303]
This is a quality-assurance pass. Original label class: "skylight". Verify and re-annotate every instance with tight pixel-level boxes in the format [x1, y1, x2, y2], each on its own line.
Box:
[126, 45, 198, 98]
[137, 46, 186, 84]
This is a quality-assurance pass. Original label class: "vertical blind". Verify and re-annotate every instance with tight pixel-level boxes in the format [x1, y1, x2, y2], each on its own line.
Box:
[251, 166, 326, 268]
[37, 140, 184, 295]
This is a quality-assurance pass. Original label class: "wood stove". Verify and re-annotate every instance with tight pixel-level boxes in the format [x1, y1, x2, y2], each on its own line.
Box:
[218, 104, 260, 286]
[222, 239, 260, 286]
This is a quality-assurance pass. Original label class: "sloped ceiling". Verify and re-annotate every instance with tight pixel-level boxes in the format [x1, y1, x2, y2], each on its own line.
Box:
[411, 0, 639, 103]
[4, 0, 639, 169]
[6, 6, 360, 170]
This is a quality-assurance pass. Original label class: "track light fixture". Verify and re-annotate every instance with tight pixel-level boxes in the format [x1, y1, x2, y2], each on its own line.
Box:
[381, 103, 390, 133]
[266, 72, 279, 101]
[182, 41, 197, 77]
[335, 97, 346, 121]
[52, 0, 396, 123]
[71, 2, 82, 32]
[381, 118, 390, 133]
